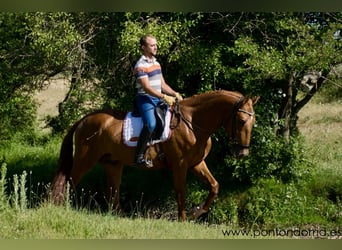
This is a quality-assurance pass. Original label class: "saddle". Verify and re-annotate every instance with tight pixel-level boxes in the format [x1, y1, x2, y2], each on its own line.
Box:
[123, 99, 171, 147]
[152, 102, 168, 140]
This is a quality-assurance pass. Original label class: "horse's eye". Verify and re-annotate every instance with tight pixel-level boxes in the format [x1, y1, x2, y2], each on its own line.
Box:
[238, 118, 247, 125]
[238, 118, 248, 124]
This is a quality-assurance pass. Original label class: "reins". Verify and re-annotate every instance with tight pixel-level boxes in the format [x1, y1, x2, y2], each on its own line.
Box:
[171, 99, 211, 134]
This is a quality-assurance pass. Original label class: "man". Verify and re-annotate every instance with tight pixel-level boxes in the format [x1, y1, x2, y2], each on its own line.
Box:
[134, 34, 182, 167]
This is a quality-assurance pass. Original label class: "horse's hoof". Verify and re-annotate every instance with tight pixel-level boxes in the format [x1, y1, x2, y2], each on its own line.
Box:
[189, 203, 208, 219]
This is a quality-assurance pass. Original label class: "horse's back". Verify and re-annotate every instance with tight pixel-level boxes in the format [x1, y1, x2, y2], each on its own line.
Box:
[74, 109, 126, 143]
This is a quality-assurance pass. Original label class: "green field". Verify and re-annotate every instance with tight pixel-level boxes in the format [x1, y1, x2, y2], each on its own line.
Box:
[0, 95, 341, 239]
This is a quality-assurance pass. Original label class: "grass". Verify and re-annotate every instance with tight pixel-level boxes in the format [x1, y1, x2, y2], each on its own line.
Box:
[297, 100, 342, 225]
[298, 100, 342, 192]
[0, 202, 255, 239]
[298, 101, 342, 175]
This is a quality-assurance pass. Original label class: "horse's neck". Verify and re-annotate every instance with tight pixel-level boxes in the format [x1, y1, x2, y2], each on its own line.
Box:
[183, 94, 234, 134]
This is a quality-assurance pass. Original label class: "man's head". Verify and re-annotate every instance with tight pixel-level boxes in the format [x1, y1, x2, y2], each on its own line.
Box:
[140, 34, 158, 58]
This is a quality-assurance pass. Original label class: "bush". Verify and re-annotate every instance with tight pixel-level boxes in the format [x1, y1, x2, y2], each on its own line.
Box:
[237, 178, 341, 227]
[206, 126, 308, 188]
[0, 94, 37, 141]
[190, 177, 341, 227]
[232, 129, 307, 183]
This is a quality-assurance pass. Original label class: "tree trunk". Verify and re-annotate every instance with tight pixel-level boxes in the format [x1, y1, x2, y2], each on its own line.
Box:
[278, 69, 329, 140]
[58, 69, 78, 115]
[278, 73, 295, 141]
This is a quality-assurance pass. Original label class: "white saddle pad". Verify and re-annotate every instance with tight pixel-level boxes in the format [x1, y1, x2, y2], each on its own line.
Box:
[122, 110, 172, 147]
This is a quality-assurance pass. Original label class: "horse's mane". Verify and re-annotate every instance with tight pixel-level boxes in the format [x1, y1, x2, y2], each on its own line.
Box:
[183, 90, 243, 107]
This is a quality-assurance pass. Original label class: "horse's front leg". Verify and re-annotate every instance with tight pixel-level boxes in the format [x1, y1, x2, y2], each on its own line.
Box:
[189, 160, 219, 219]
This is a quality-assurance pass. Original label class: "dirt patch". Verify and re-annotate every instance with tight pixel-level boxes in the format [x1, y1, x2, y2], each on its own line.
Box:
[298, 101, 342, 142]
[34, 77, 70, 130]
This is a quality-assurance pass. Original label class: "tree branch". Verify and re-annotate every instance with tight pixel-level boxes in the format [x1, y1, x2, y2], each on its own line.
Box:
[293, 68, 330, 115]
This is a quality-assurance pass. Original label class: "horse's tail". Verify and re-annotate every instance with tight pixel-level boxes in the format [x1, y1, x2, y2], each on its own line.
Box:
[50, 119, 82, 205]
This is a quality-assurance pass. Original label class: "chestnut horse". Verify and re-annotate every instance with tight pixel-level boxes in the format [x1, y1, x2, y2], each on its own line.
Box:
[51, 90, 259, 221]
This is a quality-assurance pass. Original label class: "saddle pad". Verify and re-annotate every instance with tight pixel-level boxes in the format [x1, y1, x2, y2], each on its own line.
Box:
[122, 110, 172, 147]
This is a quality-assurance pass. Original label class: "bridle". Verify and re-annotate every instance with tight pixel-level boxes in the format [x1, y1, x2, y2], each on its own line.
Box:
[230, 96, 255, 149]
[172, 95, 254, 149]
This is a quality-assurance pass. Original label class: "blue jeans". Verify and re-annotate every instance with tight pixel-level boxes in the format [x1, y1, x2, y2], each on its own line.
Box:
[136, 94, 162, 133]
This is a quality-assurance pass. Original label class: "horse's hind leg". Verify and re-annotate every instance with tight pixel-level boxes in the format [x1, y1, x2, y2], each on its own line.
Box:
[189, 161, 219, 219]
[103, 162, 124, 214]
[69, 146, 99, 189]
[172, 165, 188, 221]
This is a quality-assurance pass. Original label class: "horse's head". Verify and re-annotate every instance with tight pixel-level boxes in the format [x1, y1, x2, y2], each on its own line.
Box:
[228, 96, 259, 159]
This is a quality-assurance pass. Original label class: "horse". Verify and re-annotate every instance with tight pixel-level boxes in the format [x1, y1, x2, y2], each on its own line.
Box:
[50, 90, 259, 221]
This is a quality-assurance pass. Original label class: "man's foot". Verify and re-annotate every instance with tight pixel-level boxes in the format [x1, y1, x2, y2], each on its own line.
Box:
[135, 154, 153, 168]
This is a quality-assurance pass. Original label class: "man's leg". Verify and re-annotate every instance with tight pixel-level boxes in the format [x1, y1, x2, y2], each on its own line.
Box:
[135, 125, 152, 166]
[135, 97, 156, 167]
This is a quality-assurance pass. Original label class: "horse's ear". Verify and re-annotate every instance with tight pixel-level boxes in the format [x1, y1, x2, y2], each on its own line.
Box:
[252, 96, 260, 105]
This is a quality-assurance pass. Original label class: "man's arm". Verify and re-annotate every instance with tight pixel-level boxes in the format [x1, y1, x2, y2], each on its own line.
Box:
[161, 76, 177, 97]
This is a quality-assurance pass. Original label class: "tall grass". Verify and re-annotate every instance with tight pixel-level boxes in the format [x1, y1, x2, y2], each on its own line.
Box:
[297, 100, 342, 226]
[0, 163, 9, 212]
[0, 163, 250, 239]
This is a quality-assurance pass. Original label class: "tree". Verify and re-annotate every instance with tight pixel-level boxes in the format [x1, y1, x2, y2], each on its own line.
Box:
[0, 13, 85, 138]
[228, 13, 342, 139]
[2, 12, 341, 184]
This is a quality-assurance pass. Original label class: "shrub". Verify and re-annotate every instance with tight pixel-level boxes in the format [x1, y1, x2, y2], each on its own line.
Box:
[0, 94, 37, 141]
[206, 125, 308, 187]
[238, 178, 341, 227]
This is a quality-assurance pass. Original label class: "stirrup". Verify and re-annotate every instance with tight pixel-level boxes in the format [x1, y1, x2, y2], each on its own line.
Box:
[135, 156, 153, 168]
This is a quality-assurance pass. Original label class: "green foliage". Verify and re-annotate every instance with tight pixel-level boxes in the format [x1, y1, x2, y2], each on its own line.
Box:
[308, 168, 342, 206]
[233, 37, 286, 80]
[0, 163, 9, 212]
[229, 129, 307, 183]
[0, 12, 80, 91]
[0, 94, 37, 140]
[0, 12, 85, 137]
[231, 14, 342, 79]
[238, 179, 341, 227]
[28, 12, 81, 69]
[206, 125, 307, 189]
[119, 13, 192, 58]
[0, 135, 60, 210]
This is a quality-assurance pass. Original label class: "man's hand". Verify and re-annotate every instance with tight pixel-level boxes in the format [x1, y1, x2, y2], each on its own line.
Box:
[162, 94, 176, 106]
[175, 92, 183, 101]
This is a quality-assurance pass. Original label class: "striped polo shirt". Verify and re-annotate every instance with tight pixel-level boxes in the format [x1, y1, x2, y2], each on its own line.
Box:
[134, 55, 162, 95]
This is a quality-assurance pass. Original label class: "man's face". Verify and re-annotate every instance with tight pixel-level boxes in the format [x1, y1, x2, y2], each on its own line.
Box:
[142, 37, 158, 57]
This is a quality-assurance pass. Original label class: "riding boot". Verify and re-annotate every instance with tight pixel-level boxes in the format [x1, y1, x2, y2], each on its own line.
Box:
[135, 125, 152, 167]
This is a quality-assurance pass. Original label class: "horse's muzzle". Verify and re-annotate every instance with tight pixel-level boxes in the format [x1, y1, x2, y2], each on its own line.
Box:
[232, 144, 249, 159]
